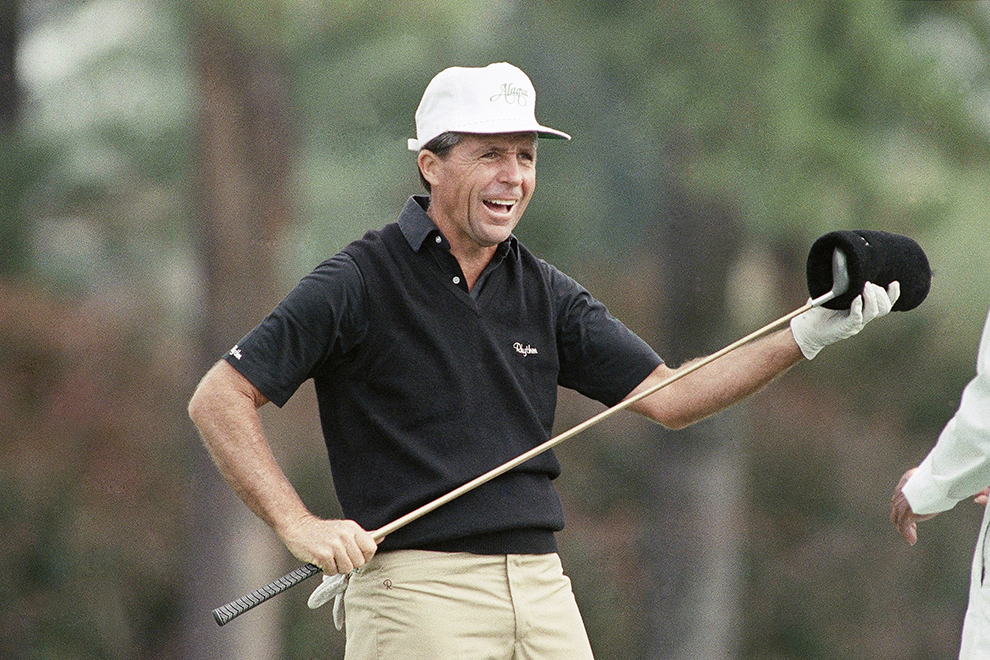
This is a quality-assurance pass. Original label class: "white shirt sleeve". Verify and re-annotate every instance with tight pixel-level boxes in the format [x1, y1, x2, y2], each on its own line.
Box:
[902, 308, 990, 515]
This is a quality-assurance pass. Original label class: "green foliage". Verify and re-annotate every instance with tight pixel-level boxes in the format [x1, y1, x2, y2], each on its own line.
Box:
[0, 131, 52, 277]
[14, 0, 194, 296]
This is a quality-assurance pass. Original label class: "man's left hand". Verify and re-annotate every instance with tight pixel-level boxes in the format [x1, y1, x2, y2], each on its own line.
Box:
[791, 280, 900, 360]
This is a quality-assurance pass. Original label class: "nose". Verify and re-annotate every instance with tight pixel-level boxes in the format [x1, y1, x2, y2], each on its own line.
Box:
[498, 155, 525, 185]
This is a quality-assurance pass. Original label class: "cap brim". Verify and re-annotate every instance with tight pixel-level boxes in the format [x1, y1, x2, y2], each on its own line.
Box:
[408, 124, 571, 151]
[536, 127, 572, 140]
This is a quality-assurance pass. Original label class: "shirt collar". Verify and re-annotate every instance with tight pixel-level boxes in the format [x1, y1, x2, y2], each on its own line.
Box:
[398, 196, 437, 251]
[397, 195, 518, 257]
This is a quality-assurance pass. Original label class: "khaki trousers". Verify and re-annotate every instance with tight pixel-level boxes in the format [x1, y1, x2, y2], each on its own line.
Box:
[343, 550, 595, 660]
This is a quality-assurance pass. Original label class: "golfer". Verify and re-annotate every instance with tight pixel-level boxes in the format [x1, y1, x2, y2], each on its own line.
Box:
[891, 305, 990, 659]
[189, 62, 899, 659]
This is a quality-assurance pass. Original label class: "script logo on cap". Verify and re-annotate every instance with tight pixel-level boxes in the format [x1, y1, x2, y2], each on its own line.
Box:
[491, 83, 529, 106]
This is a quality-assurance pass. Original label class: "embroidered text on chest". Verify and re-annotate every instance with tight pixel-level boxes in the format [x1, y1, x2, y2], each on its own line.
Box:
[514, 342, 539, 357]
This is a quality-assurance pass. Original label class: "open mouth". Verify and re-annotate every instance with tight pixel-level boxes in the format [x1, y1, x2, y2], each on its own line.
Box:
[483, 199, 516, 214]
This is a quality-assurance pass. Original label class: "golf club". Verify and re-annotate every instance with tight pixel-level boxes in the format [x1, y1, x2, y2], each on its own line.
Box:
[211, 247, 852, 626]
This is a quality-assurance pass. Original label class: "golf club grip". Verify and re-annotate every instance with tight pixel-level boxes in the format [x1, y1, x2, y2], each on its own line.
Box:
[212, 562, 321, 626]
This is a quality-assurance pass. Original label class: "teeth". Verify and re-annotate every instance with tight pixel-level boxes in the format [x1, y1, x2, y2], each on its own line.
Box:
[488, 199, 515, 206]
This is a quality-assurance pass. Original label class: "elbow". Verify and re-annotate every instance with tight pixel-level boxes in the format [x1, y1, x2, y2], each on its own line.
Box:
[659, 410, 696, 431]
[187, 381, 208, 427]
[187, 366, 222, 428]
[636, 407, 694, 431]
[665, 417, 693, 432]
[634, 396, 696, 431]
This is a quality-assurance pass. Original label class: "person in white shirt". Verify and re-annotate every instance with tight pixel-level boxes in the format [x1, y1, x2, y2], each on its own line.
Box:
[891, 306, 990, 659]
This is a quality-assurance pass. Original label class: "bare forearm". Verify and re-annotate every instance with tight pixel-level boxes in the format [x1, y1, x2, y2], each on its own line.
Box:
[188, 362, 311, 538]
[629, 328, 803, 429]
[188, 360, 378, 573]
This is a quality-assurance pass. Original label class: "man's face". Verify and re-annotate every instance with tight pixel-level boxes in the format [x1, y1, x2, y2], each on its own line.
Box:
[421, 132, 537, 251]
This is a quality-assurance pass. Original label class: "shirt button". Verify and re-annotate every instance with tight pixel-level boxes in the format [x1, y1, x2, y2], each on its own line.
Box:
[452, 276, 461, 285]
[435, 235, 442, 244]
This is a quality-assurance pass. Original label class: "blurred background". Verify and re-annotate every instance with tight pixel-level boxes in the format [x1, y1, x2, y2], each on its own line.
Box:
[3, 0, 990, 658]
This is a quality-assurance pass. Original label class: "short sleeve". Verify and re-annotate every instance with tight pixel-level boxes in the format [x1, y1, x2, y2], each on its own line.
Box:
[543, 260, 663, 406]
[222, 253, 367, 407]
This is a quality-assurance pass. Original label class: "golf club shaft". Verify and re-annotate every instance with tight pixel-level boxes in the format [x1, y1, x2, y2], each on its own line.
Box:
[373, 298, 823, 539]
[212, 290, 831, 626]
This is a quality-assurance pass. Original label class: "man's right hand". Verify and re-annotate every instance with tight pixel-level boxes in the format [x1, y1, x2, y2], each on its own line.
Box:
[279, 515, 377, 575]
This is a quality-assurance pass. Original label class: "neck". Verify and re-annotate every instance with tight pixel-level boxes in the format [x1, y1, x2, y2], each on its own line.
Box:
[456, 247, 497, 291]
[427, 208, 498, 291]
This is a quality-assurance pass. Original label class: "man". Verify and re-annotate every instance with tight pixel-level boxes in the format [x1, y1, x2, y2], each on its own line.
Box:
[189, 62, 899, 659]
[891, 306, 990, 659]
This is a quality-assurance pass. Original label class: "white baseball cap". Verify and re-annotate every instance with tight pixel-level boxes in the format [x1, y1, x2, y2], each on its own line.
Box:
[407, 62, 571, 151]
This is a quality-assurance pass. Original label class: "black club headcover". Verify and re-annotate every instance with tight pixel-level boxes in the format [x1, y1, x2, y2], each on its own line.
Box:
[806, 230, 931, 311]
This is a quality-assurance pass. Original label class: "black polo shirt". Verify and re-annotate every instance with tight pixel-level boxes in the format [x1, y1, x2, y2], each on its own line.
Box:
[225, 195, 662, 554]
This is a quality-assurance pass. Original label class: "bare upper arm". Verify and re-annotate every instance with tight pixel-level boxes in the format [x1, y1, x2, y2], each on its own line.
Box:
[189, 360, 270, 420]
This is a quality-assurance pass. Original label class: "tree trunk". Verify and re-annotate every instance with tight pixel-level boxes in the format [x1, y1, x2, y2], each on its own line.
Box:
[0, 0, 19, 127]
[639, 190, 746, 660]
[0, 0, 24, 277]
[181, 21, 294, 660]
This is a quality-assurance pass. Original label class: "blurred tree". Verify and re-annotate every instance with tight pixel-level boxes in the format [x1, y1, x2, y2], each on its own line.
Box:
[1, 0, 19, 124]
[3, 2, 194, 658]
[1, 0, 27, 276]
[182, 4, 296, 659]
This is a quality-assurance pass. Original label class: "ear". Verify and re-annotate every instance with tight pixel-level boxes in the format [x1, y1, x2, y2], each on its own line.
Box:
[418, 150, 442, 188]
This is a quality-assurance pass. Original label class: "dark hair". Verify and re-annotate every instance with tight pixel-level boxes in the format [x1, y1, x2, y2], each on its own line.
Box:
[417, 132, 465, 192]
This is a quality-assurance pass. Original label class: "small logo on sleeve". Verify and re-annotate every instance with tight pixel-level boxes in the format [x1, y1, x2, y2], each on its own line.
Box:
[229, 345, 242, 360]
[513, 342, 538, 357]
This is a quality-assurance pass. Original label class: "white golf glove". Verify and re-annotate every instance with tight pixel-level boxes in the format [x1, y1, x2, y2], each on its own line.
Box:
[790, 280, 900, 360]
[308, 572, 350, 630]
